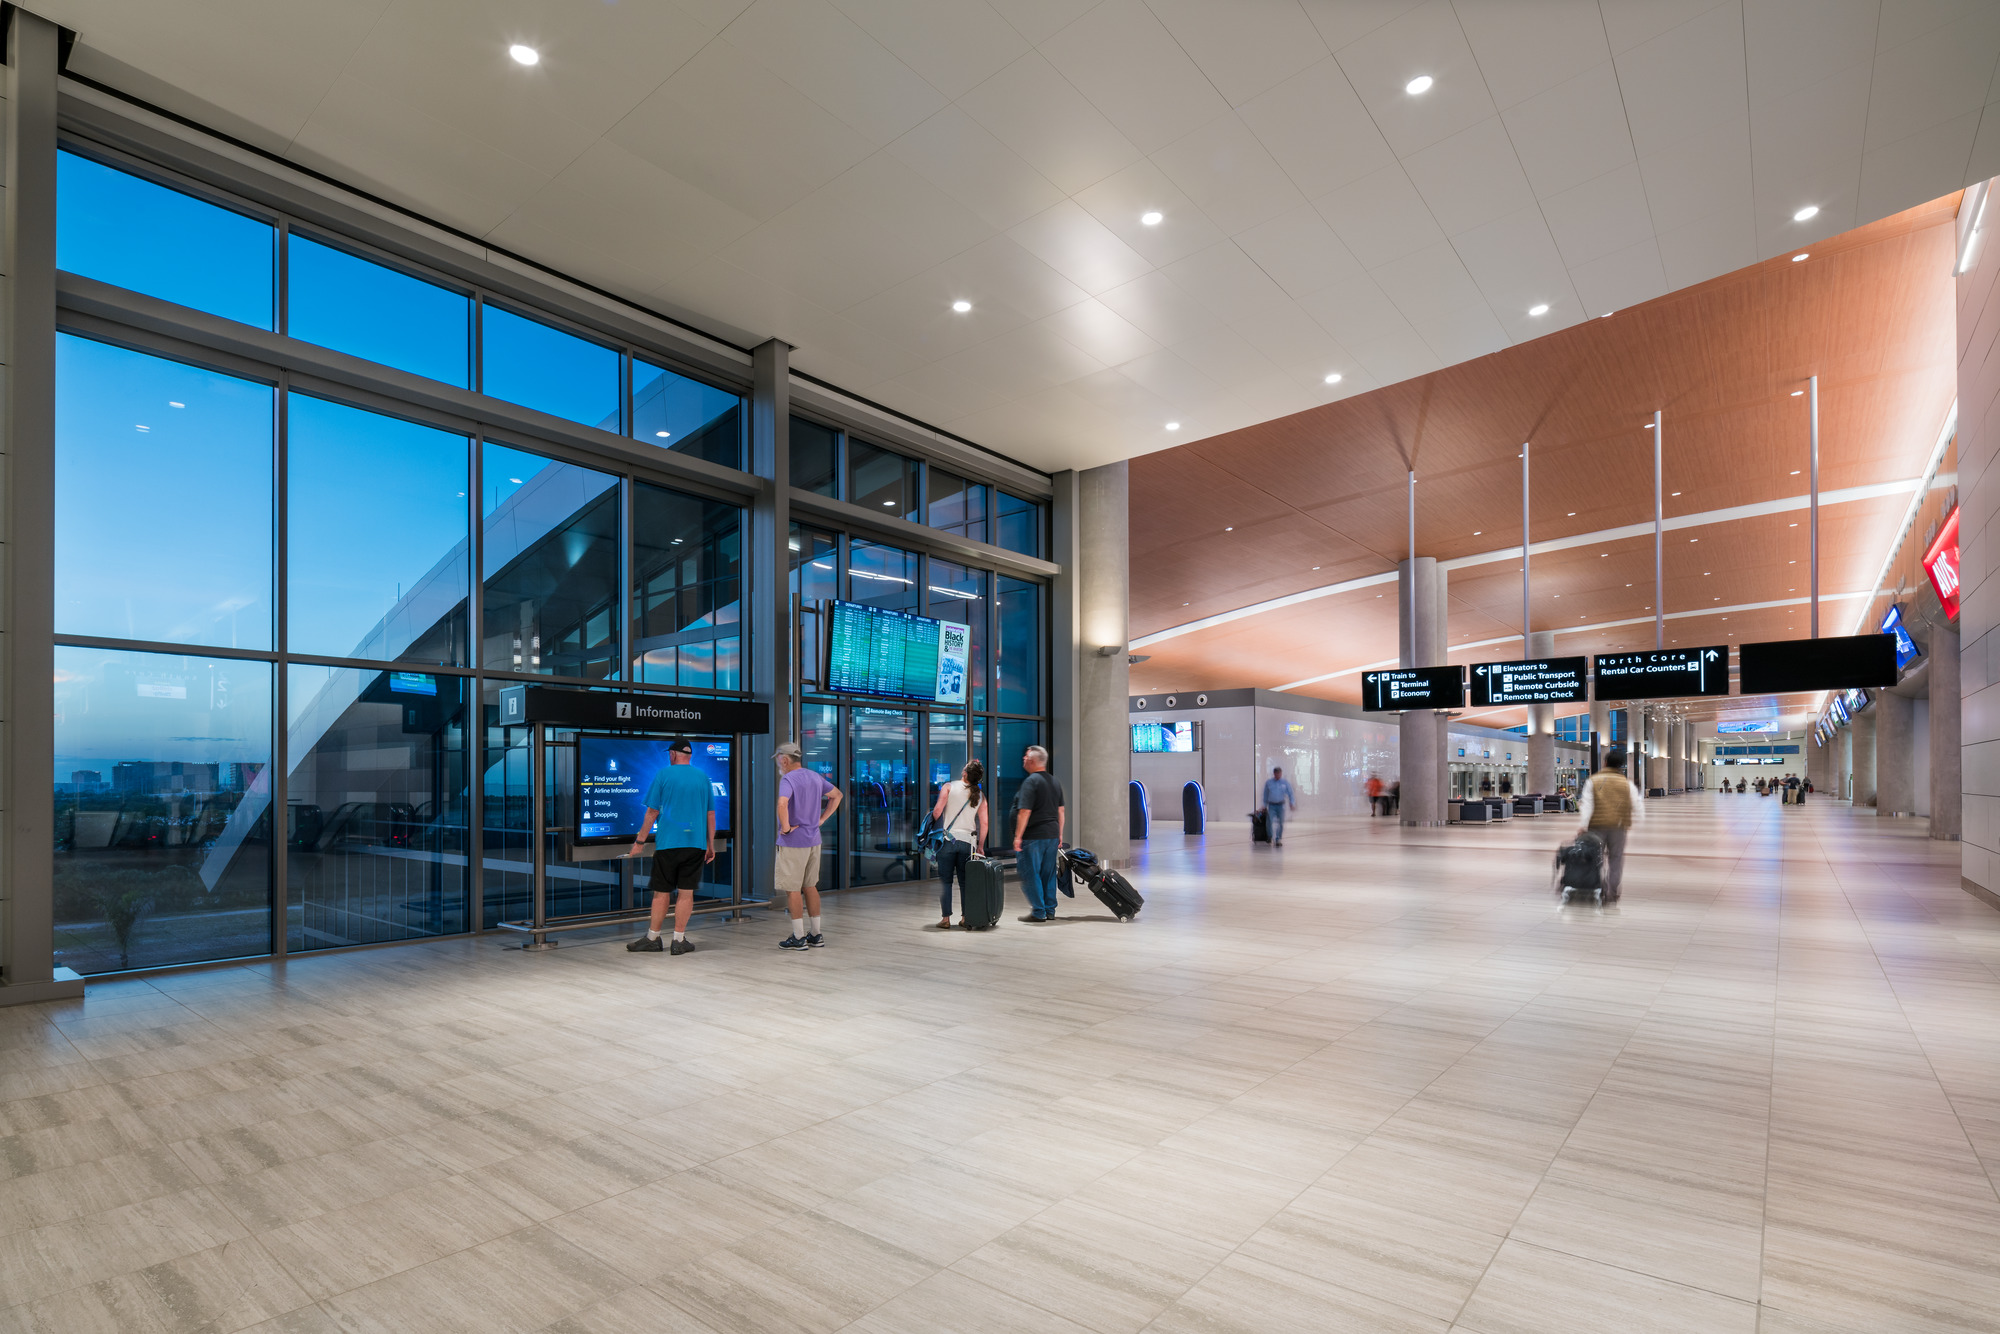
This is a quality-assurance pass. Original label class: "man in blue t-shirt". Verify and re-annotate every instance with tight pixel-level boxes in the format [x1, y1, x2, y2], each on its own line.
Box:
[1262, 766, 1295, 847]
[625, 738, 715, 956]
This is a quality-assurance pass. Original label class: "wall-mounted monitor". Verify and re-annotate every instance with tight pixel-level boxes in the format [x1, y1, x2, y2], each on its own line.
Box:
[1738, 634, 1898, 694]
[574, 735, 732, 845]
[1593, 646, 1729, 701]
[1879, 605, 1922, 670]
[1468, 656, 1588, 706]
[1132, 720, 1198, 753]
[1360, 666, 1465, 711]
[824, 599, 969, 705]
[1716, 719, 1775, 734]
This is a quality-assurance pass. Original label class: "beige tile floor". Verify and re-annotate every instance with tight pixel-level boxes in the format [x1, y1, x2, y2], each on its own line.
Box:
[4, 797, 1999, 1332]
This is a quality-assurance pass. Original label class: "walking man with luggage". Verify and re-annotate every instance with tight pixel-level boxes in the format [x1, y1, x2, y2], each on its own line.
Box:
[1264, 766, 1296, 846]
[625, 737, 716, 956]
[774, 741, 842, 950]
[1577, 749, 1643, 900]
[1012, 746, 1065, 922]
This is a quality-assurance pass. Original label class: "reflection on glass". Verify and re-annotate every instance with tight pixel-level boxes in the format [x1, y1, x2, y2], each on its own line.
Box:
[848, 540, 918, 614]
[288, 394, 469, 664]
[53, 647, 273, 973]
[480, 305, 621, 431]
[482, 443, 619, 678]
[927, 468, 987, 543]
[791, 417, 839, 496]
[993, 719, 1040, 853]
[995, 490, 1043, 558]
[288, 235, 470, 386]
[57, 335, 274, 649]
[927, 712, 967, 810]
[799, 702, 841, 888]
[480, 684, 616, 926]
[849, 439, 916, 516]
[634, 359, 743, 468]
[848, 707, 917, 887]
[632, 482, 742, 690]
[927, 560, 987, 712]
[791, 525, 838, 689]
[996, 576, 1043, 715]
[286, 666, 468, 950]
[57, 151, 273, 328]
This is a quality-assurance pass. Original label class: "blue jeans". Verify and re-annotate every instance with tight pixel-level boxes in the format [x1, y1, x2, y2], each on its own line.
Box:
[1266, 803, 1286, 842]
[1016, 839, 1059, 918]
[936, 839, 971, 917]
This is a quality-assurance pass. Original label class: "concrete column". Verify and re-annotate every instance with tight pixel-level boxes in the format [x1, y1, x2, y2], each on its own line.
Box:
[1667, 719, 1683, 793]
[1398, 557, 1443, 825]
[1878, 691, 1916, 816]
[1588, 696, 1609, 770]
[1049, 472, 1079, 842]
[1851, 709, 1876, 806]
[745, 340, 793, 904]
[1434, 569, 1450, 817]
[0, 13, 78, 1003]
[1931, 625, 1962, 840]
[1647, 709, 1667, 794]
[1838, 727, 1853, 801]
[1077, 463, 1131, 860]
[1527, 631, 1555, 794]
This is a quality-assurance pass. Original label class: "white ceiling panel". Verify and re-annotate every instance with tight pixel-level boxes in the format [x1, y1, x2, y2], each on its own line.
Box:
[49, 0, 2000, 476]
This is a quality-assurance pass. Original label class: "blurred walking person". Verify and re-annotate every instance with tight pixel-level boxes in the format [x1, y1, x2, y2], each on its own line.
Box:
[1578, 749, 1643, 900]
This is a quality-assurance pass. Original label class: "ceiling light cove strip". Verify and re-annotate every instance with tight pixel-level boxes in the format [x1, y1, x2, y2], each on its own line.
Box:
[1851, 400, 1957, 634]
[1128, 571, 1398, 649]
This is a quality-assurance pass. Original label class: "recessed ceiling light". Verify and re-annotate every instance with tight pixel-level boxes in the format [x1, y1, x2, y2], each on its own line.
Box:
[509, 44, 540, 65]
[1690, 538, 1698, 542]
[1528, 303, 1549, 316]
[1224, 527, 1233, 531]
[1324, 372, 1342, 384]
[1790, 389, 1804, 396]
[655, 430, 671, 438]
[951, 299, 972, 313]
[1406, 74, 1434, 94]
[1141, 210, 1163, 226]
[509, 477, 522, 484]
[1790, 469, 1800, 474]
[1165, 421, 1180, 430]
[1311, 566, 1320, 570]
[1671, 491, 1681, 496]
[1793, 205, 1819, 222]
[1644, 423, 1654, 429]
[169, 401, 184, 408]
[1567, 511, 1575, 516]
[1473, 531, 1481, 536]
[883, 500, 896, 506]
[1792, 253, 1809, 262]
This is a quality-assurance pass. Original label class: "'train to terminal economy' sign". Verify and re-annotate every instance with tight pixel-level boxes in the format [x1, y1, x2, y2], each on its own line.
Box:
[1360, 666, 1466, 712]
[1592, 646, 1730, 702]
[1468, 657, 1589, 707]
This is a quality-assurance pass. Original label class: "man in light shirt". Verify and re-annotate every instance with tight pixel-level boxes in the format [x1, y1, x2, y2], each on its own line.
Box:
[1262, 766, 1296, 847]
[1577, 748, 1644, 900]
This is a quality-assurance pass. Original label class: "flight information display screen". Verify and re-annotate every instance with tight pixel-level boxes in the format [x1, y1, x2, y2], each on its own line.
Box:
[824, 600, 969, 704]
[1360, 666, 1465, 711]
[1132, 721, 1197, 752]
[1593, 646, 1730, 701]
[1468, 656, 1588, 706]
[1738, 634, 1898, 694]
[575, 735, 732, 845]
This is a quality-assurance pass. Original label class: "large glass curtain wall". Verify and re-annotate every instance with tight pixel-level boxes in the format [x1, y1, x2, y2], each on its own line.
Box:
[51, 147, 753, 974]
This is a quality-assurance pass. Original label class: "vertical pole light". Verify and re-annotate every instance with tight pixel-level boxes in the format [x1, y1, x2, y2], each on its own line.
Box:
[1809, 374, 1820, 638]
[1653, 410, 1664, 651]
[1521, 442, 1531, 652]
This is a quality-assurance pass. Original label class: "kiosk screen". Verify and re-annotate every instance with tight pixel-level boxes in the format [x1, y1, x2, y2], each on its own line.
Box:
[575, 736, 731, 844]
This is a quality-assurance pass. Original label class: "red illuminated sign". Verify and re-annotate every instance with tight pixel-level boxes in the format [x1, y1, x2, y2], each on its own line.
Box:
[1923, 505, 1960, 620]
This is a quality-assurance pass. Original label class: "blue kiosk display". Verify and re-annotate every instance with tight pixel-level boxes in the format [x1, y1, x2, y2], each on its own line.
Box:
[1182, 781, 1205, 834]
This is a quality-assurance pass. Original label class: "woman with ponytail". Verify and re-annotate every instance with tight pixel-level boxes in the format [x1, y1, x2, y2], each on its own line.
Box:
[929, 760, 988, 928]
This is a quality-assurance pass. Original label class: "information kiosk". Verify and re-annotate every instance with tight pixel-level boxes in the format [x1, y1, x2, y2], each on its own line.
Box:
[496, 685, 771, 950]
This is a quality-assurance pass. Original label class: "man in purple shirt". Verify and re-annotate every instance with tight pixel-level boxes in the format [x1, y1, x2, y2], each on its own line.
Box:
[774, 741, 843, 950]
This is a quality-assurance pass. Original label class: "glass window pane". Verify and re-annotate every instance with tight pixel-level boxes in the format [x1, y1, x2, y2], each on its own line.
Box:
[482, 443, 619, 678]
[848, 706, 918, 887]
[632, 483, 743, 691]
[927, 468, 987, 543]
[799, 702, 841, 887]
[791, 525, 838, 691]
[286, 666, 469, 950]
[992, 720, 1041, 854]
[995, 490, 1044, 558]
[849, 439, 916, 517]
[57, 151, 273, 329]
[288, 395, 469, 664]
[480, 684, 618, 926]
[288, 235, 470, 386]
[927, 560, 987, 712]
[634, 359, 743, 468]
[480, 305, 621, 431]
[57, 335, 274, 649]
[791, 417, 838, 496]
[847, 540, 918, 613]
[54, 646, 273, 973]
[927, 712, 967, 810]
[995, 576, 1043, 715]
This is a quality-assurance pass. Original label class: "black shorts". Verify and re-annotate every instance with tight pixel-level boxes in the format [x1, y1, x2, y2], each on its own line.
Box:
[651, 846, 705, 893]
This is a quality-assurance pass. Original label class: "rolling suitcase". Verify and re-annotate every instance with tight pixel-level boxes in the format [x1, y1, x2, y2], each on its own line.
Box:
[961, 854, 1005, 930]
[1058, 845, 1144, 921]
[1553, 832, 1607, 904]
[1250, 809, 1270, 842]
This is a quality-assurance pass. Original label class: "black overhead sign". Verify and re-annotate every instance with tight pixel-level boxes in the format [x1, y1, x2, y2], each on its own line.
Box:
[1361, 666, 1465, 712]
[498, 685, 771, 735]
[1469, 656, 1589, 707]
[1593, 646, 1730, 701]
[1737, 634, 1898, 695]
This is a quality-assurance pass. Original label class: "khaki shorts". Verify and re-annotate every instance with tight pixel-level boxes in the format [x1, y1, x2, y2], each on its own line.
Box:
[773, 844, 821, 892]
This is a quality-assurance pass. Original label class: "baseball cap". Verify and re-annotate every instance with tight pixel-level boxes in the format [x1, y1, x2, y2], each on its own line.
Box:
[668, 737, 693, 753]
[774, 741, 802, 759]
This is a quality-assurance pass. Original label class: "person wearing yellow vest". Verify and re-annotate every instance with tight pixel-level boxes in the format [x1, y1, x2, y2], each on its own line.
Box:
[1577, 748, 1645, 899]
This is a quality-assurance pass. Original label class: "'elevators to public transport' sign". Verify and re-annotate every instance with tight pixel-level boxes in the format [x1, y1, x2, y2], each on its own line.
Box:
[1468, 657, 1588, 706]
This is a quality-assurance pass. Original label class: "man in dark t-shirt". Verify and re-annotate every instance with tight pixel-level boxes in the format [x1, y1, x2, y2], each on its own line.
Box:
[1011, 745, 1065, 922]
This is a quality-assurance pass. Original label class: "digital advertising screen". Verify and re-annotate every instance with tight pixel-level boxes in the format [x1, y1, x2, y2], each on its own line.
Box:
[1132, 721, 1197, 753]
[1739, 634, 1898, 695]
[574, 735, 732, 845]
[824, 600, 969, 705]
[1468, 656, 1588, 707]
[1360, 666, 1466, 711]
[1880, 605, 1922, 670]
[1716, 719, 1775, 734]
[1592, 646, 1730, 701]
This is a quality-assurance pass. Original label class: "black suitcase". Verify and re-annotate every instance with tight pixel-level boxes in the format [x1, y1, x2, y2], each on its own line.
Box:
[1553, 833, 1607, 903]
[962, 855, 1005, 929]
[1089, 867, 1143, 921]
[1249, 809, 1270, 842]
